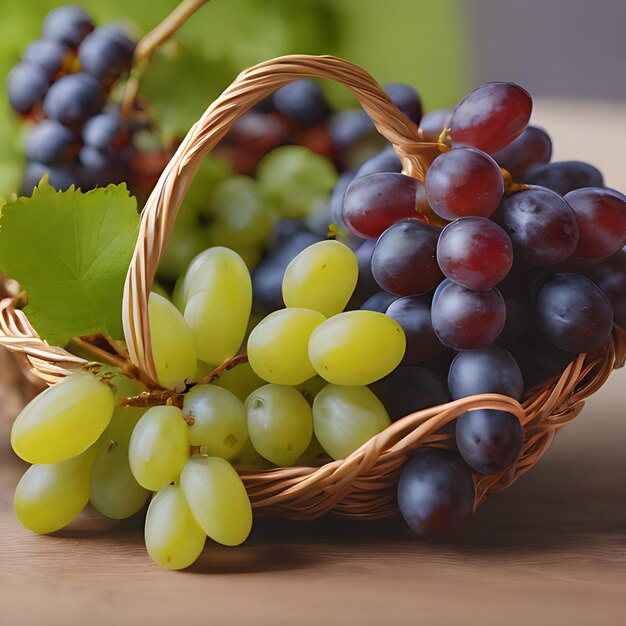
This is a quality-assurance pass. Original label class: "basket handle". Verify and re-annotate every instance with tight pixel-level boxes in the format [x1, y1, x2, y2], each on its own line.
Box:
[123, 54, 439, 384]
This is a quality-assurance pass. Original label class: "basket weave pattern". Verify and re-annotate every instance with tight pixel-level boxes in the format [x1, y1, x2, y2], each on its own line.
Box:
[0, 55, 624, 520]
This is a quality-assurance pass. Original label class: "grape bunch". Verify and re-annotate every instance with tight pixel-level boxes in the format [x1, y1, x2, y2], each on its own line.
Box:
[6, 5, 146, 195]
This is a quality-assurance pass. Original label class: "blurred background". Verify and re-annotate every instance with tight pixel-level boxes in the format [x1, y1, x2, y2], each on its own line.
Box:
[1, 0, 624, 198]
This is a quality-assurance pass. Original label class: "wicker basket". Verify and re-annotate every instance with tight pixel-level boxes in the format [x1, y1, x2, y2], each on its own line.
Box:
[1, 54, 624, 520]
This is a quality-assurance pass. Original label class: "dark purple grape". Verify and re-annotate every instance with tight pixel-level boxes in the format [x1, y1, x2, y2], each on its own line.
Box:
[355, 144, 402, 178]
[498, 186, 579, 265]
[398, 449, 474, 539]
[42, 5, 94, 47]
[371, 366, 450, 421]
[523, 161, 604, 195]
[372, 220, 444, 296]
[360, 291, 398, 313]
[507, 327, 575, 389]
[535, 273, 613, 353]
[564, 188, 626, 259]
[419, 108, 453, 143]
[386, 296, 443, 365]
[497, 277, 531, 340]
[6, 63, 50, 115]
[456, 410, 523, 475]
[24, 120, 79, 165]
[273, 79, 330, 127]
[78, 26, 136, 80]
[43, 73, 105, 128]
[383, 83, 422, 124]
[425, 147, 504, 220]
[346, 239, 381, 308]
[79, 145, 128, 186]
[252, 95, 275, 114]
[431, 280, 506, 350]
[448, 346, 524, 401]
[343, 173, 425, 238]
[450, 82, 532, 154]
[437, 217, 513, 290]
[22, 162, 80, 194]
[82, 111, 125, 149]
[578, 247, 626, 330]
[329, 171, 355, 228]
[23, 39, 71, 81]
[492, 125, 552, 179]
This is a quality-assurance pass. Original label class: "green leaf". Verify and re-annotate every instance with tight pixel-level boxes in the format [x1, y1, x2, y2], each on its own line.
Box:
[0, 181, 139, 346]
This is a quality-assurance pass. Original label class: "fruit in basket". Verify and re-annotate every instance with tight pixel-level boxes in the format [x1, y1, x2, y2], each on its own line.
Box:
[11, 371, 115, 465]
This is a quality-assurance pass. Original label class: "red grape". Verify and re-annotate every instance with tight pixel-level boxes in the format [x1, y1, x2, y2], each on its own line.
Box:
[564, 187, 626, 259]
[431, 279, 506, 350]
[371, 220, 444, 296]
[425, 147, 504, 220]
[437, 217, 513, 290]
[449, 82, 532, 154]
[492, 125, 552, 179]
[523, 161, 604, 195]
[342, 173, 426, 238]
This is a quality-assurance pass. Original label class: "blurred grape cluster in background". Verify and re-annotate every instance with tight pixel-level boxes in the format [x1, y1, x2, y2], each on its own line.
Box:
[0, 0, 467, 198]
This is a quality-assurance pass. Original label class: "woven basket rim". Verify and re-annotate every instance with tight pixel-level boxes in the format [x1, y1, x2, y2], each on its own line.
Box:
[0, 54, 624, 520]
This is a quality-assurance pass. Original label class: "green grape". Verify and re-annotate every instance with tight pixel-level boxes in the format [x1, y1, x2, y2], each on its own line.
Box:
[257, 146, 338, 218]
[128, 406, 190, 491]
[11, 371, 115, 465]
[180, 455, 252, 546]
[181, 248, 252, 364]
[245, 385, 313, 466]
[14, 446, 97, 534]
[182, 385, 248, 460]
[209, 176, 274, 247]
[192, 360, 216, 383]
[313, 385, 391, 460]
[149, 292, 196, 391]
[212, 361, 265, 402]
[90, 407, 150, 520]
[230, 437, 275, 471]
[296, 435, 329, 467]
[296, 376, 327, 405]
[144, 484, 207, 570]
[309, 311, 406, 385]
[175, 246, 251, 309]
[247, 308, 326, 385]
[157, 222, 209, 283]
[282, 241, 358, 317]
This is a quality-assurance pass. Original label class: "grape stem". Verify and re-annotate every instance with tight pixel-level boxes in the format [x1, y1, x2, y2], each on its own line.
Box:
[121, 0, 212, 117]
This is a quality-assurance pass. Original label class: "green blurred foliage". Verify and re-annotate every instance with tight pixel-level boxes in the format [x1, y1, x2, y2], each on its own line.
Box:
[0, 0, 467, 198]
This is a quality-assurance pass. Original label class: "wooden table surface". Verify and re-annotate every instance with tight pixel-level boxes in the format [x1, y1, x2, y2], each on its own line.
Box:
[0, 99, 625, 626]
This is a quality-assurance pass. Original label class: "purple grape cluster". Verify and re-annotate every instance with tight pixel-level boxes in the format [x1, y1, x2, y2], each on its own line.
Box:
[6, 6, 139, 194]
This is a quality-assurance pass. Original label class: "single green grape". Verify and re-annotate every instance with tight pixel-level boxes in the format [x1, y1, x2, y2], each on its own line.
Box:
[90, 406, 150, 519]
[296, 435, 330, 467]
[11, 371, 115, 465]
[309, 310, 406, 385]
[128, 406, 190, 491]
[149, 292, 196, 391]
[282, 240, 358, 317]
[247, 308, 326, 385]
[209, 175, 274, 247]
[180, 455, 252, 547]
[313, 384, 391, 460]
[14, 446, 97, 534]
[245, 385, 313, 466]
[230, 437, 275, 471]
[212, 362, 265, 402]
[182, 385, 248, 460]
[257, 145, 338, 218]
[181, 248, 252, 365]
[144, 484, 207, 570]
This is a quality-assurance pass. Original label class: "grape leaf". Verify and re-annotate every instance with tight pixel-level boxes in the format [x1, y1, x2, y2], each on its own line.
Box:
[0, 181, 139, 346]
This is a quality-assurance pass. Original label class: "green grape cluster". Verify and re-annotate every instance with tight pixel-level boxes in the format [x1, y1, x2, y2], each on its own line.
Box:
[11, 237, 405, 570]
